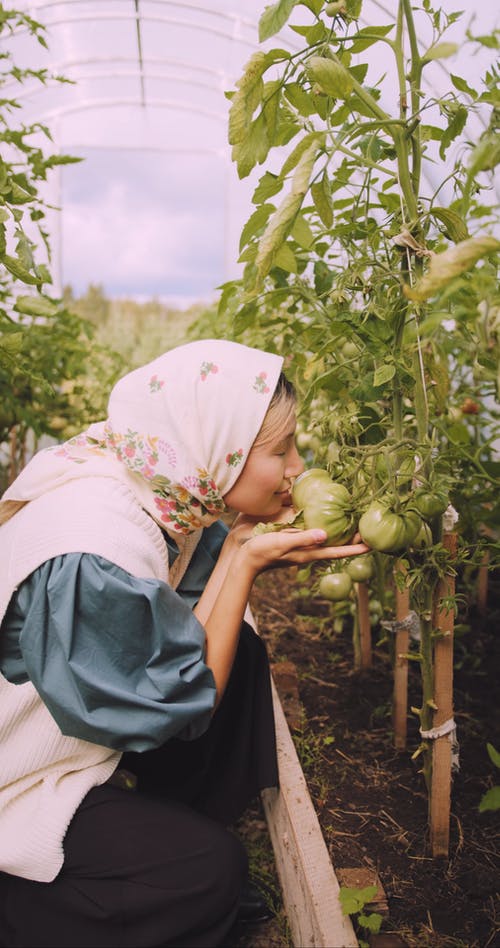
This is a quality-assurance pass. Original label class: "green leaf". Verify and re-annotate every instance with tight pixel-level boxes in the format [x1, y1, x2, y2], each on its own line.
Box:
[284, 82, 317, 117]
[290, 213, 314, 249]
[228, 52, 268, 146]
[253, 171, 283, 204]
[311, 171, 333, 228]
[262, 79, 282, 144]
[404, 236, 500, 302]
[2, 253, 40, 285]
[429, 206, 469, 243]
[466, 131, 500, 177]
[349, 24, 395, 53]
[254, 191, 303, 284]
[232, 111, 270, 179]
[306, 56, 354, 99]
[340, 886, 378, 916]
[450, 74, 477, 98]
[259, 0, 298, 42]
[13, 294, 59, 317]
[358, 913, 383, 934]
[300, 0, 323, 14]
[290, 139, 321, 195]
[44, 154, 84, 167]
[290, 21, 328, 44]
[313, 259, 334, 295]
[373, 363, 395, 386]
[422, 42, 458, 63]
[479, 785, 500, 812]
[0, 331, 23, 354]
[273, 242, 298, 272]
[239, 204, 275, 252]
[487, 743, 500, 769]
[439, 104, 467, 159]
[280, 131, 323, 180]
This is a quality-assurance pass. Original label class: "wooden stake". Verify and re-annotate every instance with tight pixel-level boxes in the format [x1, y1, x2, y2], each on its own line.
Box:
[355, 582, 372, 670]
[393, 564, 410, 750]
[429, 532, 457, 859]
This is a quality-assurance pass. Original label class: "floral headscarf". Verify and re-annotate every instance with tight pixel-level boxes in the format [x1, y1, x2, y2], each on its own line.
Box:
[1, 339, 284, 535]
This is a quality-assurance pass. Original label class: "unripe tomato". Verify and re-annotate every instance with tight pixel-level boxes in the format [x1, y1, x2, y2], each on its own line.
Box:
[291, 468, 333, 509]
[319, 571, 353, 601]
[292, 469, 356, 545]
[410, 521, 433, 549]
[345, 554, 374, 582]
[411, 488, 448, 520]
[396, 456, 416, 486]
[358, 501, 421, 553]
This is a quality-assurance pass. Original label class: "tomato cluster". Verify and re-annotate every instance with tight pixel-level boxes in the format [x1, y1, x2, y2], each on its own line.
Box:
[291, 468, 356, 545]
[318, 554, 374, 601]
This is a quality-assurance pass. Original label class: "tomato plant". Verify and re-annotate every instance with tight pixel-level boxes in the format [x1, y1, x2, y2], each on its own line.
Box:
[0, 9, 123, 487]
[189, 0, 500, 814]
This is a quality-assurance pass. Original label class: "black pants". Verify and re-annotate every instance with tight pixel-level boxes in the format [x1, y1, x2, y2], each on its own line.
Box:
[0, 624, 278, 948]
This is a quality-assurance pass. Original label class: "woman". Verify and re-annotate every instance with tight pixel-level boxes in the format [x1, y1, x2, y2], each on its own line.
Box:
[0, 339, 367, 947]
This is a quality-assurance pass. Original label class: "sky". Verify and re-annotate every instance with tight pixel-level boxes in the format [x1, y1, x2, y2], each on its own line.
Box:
[7, 0, 500, 305]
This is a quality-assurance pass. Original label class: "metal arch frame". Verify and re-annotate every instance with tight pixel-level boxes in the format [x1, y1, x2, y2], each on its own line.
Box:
[11, 66, 232, 104]
[40, 95, 228, 123]
[25, 0, 258, 32]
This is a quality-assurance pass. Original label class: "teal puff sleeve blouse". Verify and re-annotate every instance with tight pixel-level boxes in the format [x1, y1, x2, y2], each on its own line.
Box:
[0, 522, 228, 752]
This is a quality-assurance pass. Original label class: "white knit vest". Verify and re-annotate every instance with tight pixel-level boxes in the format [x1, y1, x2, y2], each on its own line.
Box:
[0, 476, 199, 882]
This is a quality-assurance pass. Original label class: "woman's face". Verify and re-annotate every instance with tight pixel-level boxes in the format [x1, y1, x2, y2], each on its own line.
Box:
[223, 412, 304, 518]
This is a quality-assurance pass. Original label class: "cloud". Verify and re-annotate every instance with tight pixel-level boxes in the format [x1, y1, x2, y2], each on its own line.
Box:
[61, 149, 227, 296]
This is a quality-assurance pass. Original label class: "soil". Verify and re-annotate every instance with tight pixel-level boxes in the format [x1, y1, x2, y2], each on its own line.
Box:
[232, 563, 500, 948]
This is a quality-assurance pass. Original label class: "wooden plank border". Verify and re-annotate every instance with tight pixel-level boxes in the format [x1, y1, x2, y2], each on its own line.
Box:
[261, 677, 358, 948]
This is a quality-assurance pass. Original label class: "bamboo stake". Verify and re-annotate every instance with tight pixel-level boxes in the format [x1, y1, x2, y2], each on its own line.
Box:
[393, 563, 410, 750]
[355, 582, 372, 670]
[429, 531, 457, 859]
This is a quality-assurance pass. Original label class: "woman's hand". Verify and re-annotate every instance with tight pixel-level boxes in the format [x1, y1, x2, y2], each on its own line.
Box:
[234, 526, 369, 576]
[227, 508, 296, 548]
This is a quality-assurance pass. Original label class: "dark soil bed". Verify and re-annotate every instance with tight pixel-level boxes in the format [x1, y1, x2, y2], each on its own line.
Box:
[235, 565, 500, 948]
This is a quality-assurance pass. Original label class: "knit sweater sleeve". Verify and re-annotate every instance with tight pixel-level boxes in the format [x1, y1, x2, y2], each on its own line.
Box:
[1, 554, 217, 752]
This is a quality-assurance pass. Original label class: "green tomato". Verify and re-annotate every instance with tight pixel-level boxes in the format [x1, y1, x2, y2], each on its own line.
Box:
[345, 554, 374, 582]
[411, 488, 448, 520]
[292, 470, 356, 545]
[358, 501, 421, 554]
[292, 468, 333, 510]
[319, 571, 353, 601]
[410, 521, 433, 550]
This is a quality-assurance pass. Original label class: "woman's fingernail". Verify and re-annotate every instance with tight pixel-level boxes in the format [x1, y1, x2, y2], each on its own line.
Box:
[313, 530, 327, 541]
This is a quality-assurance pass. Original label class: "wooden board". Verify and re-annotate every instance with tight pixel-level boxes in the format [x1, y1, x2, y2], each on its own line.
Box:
[261, 677, 358, 948]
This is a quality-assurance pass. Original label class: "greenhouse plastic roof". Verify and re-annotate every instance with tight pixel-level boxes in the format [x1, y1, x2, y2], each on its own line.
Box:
[4, 1, 498, 299]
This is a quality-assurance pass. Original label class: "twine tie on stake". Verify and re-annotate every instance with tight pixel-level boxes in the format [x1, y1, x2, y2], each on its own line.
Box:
[420, 718, 460, 774]
[381, 610, 421, 642]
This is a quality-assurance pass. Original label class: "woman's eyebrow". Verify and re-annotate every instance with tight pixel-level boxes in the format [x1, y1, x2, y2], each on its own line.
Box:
[275, 429, 296, 448]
